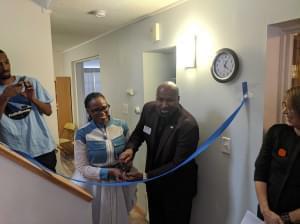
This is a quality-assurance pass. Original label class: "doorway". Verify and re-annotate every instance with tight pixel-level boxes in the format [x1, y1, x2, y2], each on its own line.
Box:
[73, 57, 101, 127]
[263, 19, 300, 131]
[55, 76, 73, 137]
[138, 46, 176, 219]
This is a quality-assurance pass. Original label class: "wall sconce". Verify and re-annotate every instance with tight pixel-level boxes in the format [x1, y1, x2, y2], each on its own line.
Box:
[152, 23, 160, 42]
[183, 35, 197, 69]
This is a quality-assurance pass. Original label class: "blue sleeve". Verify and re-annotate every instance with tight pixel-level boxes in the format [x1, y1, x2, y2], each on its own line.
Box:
[31, 78, 53, 103]
[99, 168, 109, 180]
[75, 129, 86, 144]
[122, 120, 129, 137]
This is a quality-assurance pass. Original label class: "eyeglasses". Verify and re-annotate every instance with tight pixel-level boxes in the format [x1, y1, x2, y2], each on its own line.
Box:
[282, 101, 297, 115]
[90, 104, 110, 113]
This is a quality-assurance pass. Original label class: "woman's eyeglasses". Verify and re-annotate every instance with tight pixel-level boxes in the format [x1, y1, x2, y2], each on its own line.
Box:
[282, 101, 296, 115]
[90, 104, 110, 113]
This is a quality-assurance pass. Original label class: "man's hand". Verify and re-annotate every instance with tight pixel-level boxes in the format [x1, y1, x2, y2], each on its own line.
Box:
[21, 81, 35, 101]
[2, 83, 23, 98]
[124, 171, 144, 181]
[119, 148, 134, 163]
[262, 209, 284, 224]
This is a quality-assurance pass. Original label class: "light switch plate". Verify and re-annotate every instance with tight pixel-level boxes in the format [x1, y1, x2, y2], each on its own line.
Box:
[221, 136, 231, 155]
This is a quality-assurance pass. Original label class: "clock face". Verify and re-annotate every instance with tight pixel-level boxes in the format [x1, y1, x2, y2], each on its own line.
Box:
[211, 48, 239, 83]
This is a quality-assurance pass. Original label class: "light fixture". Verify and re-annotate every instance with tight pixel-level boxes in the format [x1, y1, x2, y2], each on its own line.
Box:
[153, 23, 160, 41]
[183, 35, 197, 69]
[88, 10, 106, 18]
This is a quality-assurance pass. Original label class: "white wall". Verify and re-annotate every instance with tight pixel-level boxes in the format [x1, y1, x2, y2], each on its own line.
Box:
[143, 52, 176, 102]
[0, 152, 92, 224]
[0, 0, 58, 142]
[60, 0, 300, 223]
[53, 51, 65, 76]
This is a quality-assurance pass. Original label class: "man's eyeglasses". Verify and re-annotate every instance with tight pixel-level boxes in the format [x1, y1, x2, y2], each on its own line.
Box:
[90, 104, 110, 113]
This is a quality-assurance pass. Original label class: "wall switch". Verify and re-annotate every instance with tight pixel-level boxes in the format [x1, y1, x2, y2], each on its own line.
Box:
[134, 106, 141, 115]
[122, 103, 129, 114]
[126, 88, 135, 96]
[221, 136, 231, 155]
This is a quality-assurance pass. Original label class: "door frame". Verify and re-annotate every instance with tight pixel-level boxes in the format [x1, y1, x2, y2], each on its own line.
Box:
[71, 56, 99, 127]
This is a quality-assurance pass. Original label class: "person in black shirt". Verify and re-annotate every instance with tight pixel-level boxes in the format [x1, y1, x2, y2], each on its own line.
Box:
[254, 86, 300, 224]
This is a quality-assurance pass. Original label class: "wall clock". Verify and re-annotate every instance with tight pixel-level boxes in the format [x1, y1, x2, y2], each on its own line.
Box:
[211, 48, 239, 83]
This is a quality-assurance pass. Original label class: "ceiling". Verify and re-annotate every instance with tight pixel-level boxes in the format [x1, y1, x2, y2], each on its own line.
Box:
[40, 0, 187, 52]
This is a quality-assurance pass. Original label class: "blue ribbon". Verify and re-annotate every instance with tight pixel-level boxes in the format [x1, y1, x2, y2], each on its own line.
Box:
[15, 82, 249, 187]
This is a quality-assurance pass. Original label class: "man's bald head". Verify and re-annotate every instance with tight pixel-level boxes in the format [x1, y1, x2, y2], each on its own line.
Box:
[156, 81, 180, 117]
[156, 81, 179, 99]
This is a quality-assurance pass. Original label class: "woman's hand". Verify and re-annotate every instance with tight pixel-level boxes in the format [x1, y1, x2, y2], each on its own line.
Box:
[262, 209, 284, 224]
[289, 208, 300, 223]
[108, 168, 124, 181]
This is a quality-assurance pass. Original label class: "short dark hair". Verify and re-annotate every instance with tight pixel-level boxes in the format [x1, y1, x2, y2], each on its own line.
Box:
[0, 49, 5, 54]
[84, 92, 105, 108]
[286, 86, 300, 115]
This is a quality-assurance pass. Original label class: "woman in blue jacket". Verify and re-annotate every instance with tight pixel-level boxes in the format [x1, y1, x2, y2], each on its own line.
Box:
[73, 92, 136, 224]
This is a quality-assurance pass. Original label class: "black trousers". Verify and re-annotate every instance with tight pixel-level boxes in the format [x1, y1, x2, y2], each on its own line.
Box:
[34, 150, 57, 172]
[147, 185, 193, 224]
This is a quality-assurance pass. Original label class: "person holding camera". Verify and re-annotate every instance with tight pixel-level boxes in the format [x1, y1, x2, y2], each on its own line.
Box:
[0, 49, 57, 171]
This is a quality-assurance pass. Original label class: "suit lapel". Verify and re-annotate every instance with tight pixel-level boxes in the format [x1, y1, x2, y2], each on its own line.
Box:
[150, 115, 160, 153]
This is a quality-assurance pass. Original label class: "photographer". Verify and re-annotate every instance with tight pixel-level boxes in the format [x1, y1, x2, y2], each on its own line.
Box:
[0, 49, 57, 171]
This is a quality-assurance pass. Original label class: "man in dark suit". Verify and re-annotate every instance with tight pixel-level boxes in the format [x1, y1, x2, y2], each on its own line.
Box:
[120, 81, 199, 224]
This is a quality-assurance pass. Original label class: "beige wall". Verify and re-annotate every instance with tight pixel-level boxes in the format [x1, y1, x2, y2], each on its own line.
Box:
[0, 0, 58, 142]
[53, 51, 65, 76]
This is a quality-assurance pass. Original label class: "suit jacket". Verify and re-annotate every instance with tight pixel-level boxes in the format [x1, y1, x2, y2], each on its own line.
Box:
[126, 101, 199, 198]
[255, 124, 300, 216]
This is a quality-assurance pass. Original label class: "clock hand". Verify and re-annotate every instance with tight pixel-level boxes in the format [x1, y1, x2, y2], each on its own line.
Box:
[224, 60, 228, 69]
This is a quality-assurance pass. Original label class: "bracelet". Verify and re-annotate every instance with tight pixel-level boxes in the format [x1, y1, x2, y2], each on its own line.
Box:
[280, 212, 292, 224]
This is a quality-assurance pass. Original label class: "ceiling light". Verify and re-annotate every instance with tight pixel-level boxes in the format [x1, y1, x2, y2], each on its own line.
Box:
[88, 10, 106, 18]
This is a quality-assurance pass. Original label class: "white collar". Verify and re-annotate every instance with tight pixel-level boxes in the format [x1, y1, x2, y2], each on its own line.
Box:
[294, 127, 300, 136]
